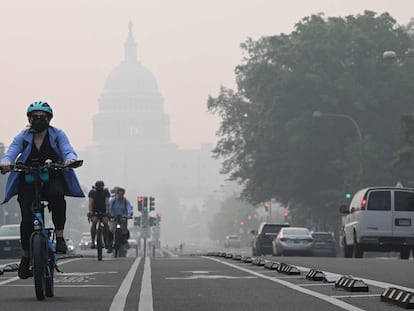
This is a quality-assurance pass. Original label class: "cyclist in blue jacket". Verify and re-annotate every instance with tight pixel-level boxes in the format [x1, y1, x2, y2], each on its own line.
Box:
[0, 101, 84, 279]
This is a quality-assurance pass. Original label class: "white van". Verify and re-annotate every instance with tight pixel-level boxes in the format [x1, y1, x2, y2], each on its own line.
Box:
[340, 187, 414, 259]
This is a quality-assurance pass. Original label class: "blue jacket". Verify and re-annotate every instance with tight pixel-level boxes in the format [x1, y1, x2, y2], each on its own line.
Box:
[1, 126, 85, 203]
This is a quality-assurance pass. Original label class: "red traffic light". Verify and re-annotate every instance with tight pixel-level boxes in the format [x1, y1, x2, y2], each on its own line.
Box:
[239, 221, 245, 226]
[138, 197, 143, 202]
[264, 202, 270, 208]
[284, 211, 289, 217]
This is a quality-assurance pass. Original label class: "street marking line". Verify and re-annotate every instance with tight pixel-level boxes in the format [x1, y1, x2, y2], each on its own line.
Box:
[139, 256, 154, 311]
[0, 257, 84, 286]
[6, 284, 115, 288]
[332, 294, 381, 299]
[109, 256, 141, 311]
[205, 257, 367, 311]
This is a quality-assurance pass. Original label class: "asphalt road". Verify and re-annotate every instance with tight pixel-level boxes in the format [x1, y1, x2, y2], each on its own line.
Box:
[0, 247, 413, 310]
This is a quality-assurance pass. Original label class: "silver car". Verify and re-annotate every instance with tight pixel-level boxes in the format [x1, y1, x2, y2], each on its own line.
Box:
[272, 227, 314, 256]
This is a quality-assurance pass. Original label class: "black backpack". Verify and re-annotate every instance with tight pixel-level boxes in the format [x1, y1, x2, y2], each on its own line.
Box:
[92, 188, 107, 212]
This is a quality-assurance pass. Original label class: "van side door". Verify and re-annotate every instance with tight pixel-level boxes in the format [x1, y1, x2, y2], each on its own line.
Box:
[392, 190, 414, 237]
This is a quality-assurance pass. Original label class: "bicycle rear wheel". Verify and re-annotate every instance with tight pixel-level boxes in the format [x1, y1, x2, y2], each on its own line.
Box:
[114, 228, 122, 258]
[97, 226, 103, 261]
[32, 233, 47, 300]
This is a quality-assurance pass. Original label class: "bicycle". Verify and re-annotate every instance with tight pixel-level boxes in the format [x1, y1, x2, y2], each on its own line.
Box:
[91, 211, 108, 261]
[2, 159, 82, 300]
[112, 215, 129, 258]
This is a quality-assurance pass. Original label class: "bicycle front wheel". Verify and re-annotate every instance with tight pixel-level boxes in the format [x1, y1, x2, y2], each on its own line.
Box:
[97, 226, 103, 261]
[31, 233, 47, 301]
[45, 249, 54, 297]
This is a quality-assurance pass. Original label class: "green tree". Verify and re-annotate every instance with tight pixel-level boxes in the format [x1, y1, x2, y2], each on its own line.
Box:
[208, 11, 414, 226]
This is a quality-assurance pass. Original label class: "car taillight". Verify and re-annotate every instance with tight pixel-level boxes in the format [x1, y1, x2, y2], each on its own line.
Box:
[361, 199, 367, 210]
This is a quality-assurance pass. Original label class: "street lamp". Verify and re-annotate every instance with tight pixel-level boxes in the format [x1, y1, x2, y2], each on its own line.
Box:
[383, 50, 414, 60]
[313, 111, 363, 187]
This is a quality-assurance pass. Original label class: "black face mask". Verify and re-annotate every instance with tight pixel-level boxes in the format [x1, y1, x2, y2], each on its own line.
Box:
[31, 117, 49, 132]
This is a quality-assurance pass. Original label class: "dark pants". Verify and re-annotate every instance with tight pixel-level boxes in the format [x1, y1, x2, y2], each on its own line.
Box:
[17, 192, 66, 251]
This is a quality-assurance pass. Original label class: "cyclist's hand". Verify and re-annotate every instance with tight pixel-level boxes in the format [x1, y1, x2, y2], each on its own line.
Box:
[64, 159, 75, 167]
[0, 162, 11, 173]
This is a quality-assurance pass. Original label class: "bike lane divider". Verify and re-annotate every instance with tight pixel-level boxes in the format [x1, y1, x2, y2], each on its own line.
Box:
[139, 256, 154, 311]
[204, 256, 367, 311]
[109, 256, 141, 311]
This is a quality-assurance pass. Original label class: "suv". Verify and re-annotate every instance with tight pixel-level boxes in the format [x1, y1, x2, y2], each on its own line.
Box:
[340, 187, 414, 259]
[251, 223, 290, 256]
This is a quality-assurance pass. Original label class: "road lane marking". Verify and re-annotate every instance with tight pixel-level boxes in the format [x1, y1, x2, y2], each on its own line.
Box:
[0, 257, 84, 286]
[139, 256, 153, 311]
[332, 294, 381, 299]
[6, 284, 115, 288]
[205, 257, 367, 311]
[109, 256, 141, 311]
[166, 275, 257, 280]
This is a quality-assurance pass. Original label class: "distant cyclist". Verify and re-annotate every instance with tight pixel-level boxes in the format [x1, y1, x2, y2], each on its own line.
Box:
[108, 187, 132, 252]
[0, 101, 84, 279]
[88, 180, 110, 249]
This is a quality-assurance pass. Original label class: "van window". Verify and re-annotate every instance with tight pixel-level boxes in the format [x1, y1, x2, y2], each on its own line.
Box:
[366, 191, 391, 211]
[395, 190, 414, 212]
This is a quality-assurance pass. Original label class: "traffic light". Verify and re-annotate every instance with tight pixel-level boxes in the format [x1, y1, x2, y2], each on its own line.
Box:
[284, 211, 289, 221]
[239, 221, 245, 226]
[264, 202, 270, 212]
[143, 197, 148, 212]
[149, 197, 155, 211]
[345, 193, 352, 199]
[157, 212, 161, 222]
[137, 196, 143, 212]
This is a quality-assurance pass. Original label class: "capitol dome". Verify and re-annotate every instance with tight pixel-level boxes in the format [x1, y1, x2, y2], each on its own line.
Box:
[103, 21, 159, 92]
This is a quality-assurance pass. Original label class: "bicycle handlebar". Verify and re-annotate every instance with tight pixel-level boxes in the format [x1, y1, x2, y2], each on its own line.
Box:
[1, 160, 83, 174]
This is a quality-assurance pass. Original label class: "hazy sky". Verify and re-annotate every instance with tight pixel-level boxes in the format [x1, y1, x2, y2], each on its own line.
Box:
[1, 1, 413, 151]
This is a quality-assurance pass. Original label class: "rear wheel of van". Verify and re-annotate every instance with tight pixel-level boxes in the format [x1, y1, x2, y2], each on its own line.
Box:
[343, 238, 353, 258]
[353, 235, 363, 258]
[400, 247, 410, 260]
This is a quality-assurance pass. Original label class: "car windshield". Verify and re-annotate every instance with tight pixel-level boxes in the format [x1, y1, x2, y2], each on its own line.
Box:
[261, 225, 286, 234]
[312, 233, 333, 241]
[283, 228, 309, 236]
[0, 225, 20, 236]
[228, 236, 239, 240]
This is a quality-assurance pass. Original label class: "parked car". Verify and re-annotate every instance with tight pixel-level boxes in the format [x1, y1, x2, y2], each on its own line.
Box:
[340, 186, 414, 259]
[224, 235, 241, 248]
[251, 223, 290, 256]
[0, 224, 21, 259]
[272, 227, 314, 256]
[312, 232, 337, 257]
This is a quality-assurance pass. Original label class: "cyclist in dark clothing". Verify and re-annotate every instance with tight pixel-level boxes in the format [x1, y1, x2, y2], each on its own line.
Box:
[88, 180, 110, 249]
[0, 101, 84, 279]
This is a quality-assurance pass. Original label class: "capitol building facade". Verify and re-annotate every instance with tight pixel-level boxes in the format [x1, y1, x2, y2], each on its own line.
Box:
[77, 23, 224, 244]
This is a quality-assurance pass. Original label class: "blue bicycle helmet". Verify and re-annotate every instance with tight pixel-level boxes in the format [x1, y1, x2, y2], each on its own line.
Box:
[27, 101, 53, 118]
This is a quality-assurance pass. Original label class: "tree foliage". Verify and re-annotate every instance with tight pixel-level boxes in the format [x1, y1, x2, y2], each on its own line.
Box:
[208, 11, 414, 226]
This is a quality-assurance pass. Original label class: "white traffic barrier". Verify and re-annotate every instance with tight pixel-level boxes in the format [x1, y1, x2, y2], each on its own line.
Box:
[334, 275, 369, 292]
[380, 287, 414, 309]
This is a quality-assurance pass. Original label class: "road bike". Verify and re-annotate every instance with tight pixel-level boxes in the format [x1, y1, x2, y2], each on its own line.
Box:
[93, 211, 108, 261]
[3, 159, 82, 300]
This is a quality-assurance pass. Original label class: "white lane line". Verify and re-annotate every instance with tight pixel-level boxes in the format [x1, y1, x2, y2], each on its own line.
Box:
[6, 284, 115, 288]
[139, 256, 154, 311]
[332, 294, 380, 299]
[205, 257, 367, 311]
[109, 256, 141, 311]
[0, 257, 84, 286]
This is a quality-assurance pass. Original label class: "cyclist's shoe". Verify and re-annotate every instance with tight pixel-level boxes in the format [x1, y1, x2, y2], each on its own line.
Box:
[56, 237, 68, 254]
[18, 256, 33, 279]
[90, 242, 96, 249]
[107, 246, 113, 254]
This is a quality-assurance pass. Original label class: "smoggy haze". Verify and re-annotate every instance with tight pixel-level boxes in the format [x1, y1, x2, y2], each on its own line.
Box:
[0, 0, 413, 151]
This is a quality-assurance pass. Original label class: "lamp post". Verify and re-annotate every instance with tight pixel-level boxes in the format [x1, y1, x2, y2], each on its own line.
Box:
[383, 51, 414, 60]
[313, 111, 363, 187]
